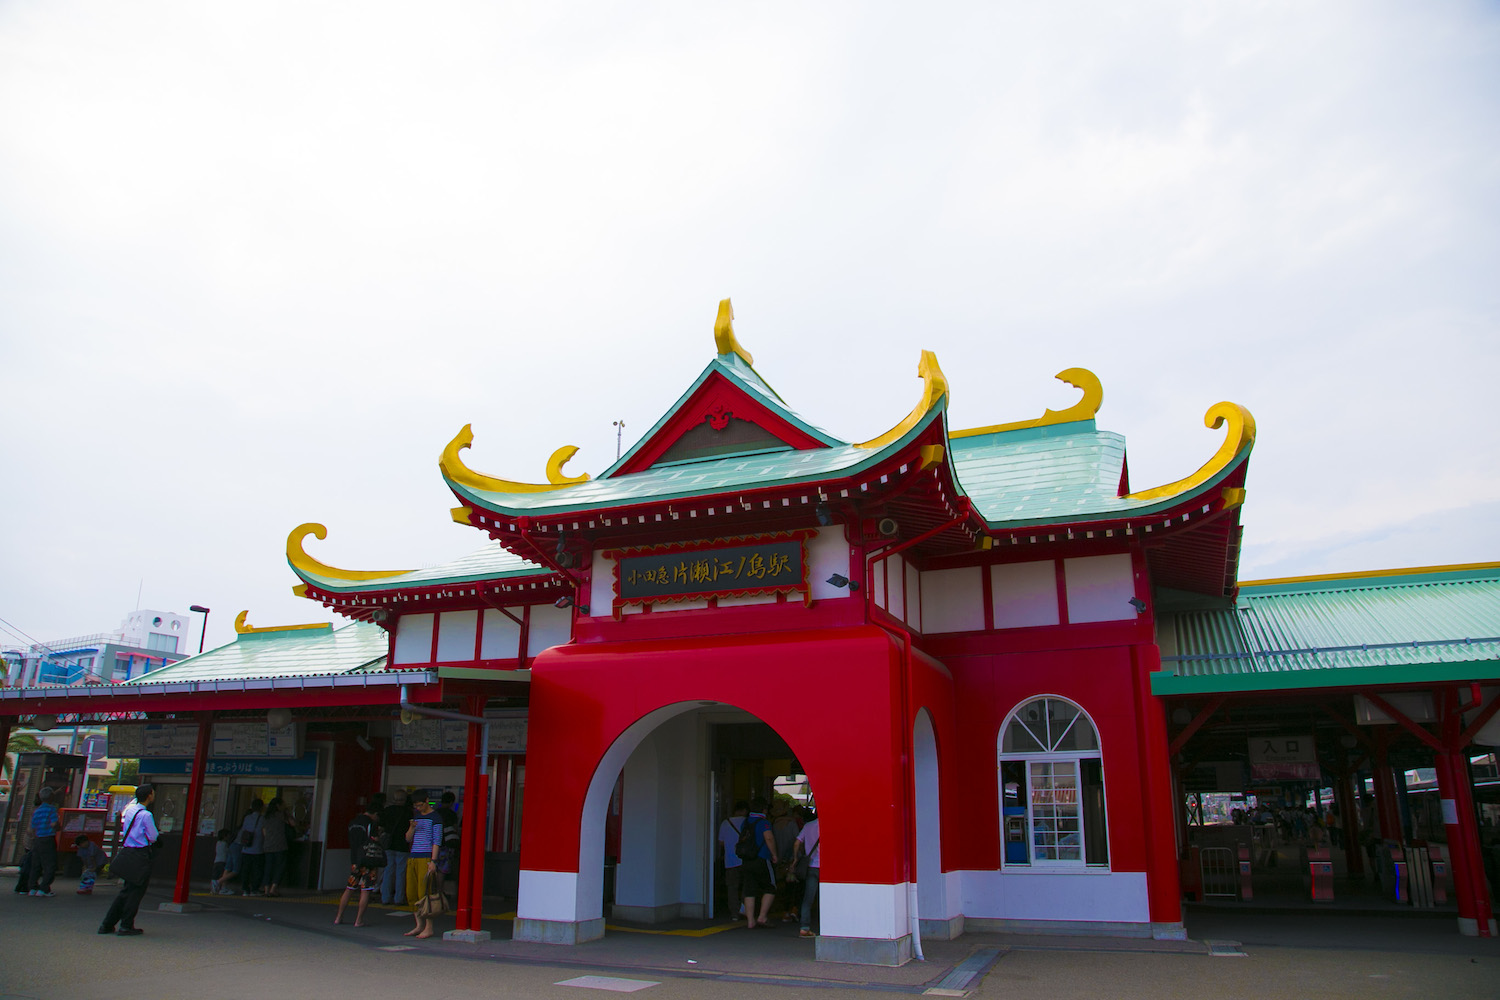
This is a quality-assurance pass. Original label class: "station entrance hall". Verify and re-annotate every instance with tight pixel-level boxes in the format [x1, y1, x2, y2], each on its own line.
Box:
[2, 299, 1494, 963]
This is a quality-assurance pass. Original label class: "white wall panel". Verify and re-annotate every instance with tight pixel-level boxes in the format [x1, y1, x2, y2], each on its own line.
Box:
[991, 561, 1060, 629]
[820, 881, 910, 940]
[392, 613, 433, 665]
[717, 593, 779, 607]
[888, 554, 906, 619]
[590, 550, 615, 617]
[517, 869, 584, 922]
[808, 527, 851, 600]
[871, 560, 886, 610]
[1064, 554, 1136, 623]
[905, 564, 922, 631]
[480, 608, 521, 660]
[920, 566, 985, 634]
[527, 603, 573, 656]
[959, 869, 1149, 922]
[435, 610, 478, 662]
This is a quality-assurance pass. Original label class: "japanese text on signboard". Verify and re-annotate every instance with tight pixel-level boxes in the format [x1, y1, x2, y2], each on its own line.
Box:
[617, 538, 803, 602]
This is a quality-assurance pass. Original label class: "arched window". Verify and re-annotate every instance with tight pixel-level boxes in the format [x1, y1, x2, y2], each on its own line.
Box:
[998, 697, 1108, 868]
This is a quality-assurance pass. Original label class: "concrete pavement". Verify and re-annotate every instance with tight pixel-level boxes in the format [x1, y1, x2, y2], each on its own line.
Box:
[1, 872, 1496, 1000]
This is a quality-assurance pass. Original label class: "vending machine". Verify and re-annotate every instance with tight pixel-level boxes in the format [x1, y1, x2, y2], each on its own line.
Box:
[0, 752, 88, 865]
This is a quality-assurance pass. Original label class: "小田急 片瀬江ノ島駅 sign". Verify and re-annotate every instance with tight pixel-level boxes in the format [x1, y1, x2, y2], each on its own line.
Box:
[612, 532, 811, 612]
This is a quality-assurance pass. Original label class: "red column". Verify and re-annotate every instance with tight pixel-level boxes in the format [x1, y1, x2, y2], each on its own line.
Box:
[1371, 736, 1403, 841]
[466, 744, 489, 932]
[1434, 749, 1495, 936]
[455, 715, 481, 929]
[172, 714, 213, 905]
[1132, 643, 1183, 932]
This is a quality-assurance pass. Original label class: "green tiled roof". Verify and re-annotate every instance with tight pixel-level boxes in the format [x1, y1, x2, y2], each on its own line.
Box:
[127, 622, 388, 683]
[449, 402, 945, 516]
[295, 540, 546, 594]
[1152, 565, 1500, 694]
[950, 419, 1240, 528]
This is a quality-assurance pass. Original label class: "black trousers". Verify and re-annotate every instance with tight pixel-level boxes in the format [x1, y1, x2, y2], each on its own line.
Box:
[33, 839, 58, 892]
[101, 875, 150, 931]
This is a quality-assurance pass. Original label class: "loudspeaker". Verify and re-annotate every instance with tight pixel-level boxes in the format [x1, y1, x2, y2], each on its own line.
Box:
[877, 517, 899, 537]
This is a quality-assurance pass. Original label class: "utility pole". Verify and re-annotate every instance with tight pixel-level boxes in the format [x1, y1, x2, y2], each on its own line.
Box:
[613, 420, 626, 460]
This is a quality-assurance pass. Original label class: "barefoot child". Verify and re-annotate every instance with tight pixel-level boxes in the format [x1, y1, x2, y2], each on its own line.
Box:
[209, 829, 236, 894]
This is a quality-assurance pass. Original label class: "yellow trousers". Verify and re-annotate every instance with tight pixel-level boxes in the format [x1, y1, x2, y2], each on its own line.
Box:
[405, 858, 433, 906]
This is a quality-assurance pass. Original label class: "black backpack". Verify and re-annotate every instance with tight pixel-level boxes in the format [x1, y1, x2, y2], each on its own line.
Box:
[733, 816, 761, 862]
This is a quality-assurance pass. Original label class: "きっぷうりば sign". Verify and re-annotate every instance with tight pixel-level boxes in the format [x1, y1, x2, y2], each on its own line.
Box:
[613, 534, 809, 609]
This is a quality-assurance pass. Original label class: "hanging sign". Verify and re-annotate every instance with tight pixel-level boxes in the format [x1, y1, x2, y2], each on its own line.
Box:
[1248, 735, 1320, 781]
[107, 722, 198, 758]
[609, 531, 812, 615]
[391, 717, 529, 754]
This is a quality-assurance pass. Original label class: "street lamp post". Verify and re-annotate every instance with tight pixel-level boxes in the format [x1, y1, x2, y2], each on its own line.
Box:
[189, 605, 211, 654]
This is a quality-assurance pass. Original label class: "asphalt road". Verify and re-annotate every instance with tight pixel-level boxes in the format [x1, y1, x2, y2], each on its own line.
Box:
[1, 878, 1496, 1000]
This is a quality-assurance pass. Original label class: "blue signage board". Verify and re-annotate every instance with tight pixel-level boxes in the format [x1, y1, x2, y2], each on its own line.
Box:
[140, 752, 318, 778]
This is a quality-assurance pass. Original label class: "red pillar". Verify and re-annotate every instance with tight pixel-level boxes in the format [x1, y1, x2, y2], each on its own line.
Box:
[171, 713, 213, 906]
[466, 743, 489, 932]
[1435, 687, 1497, 938]
[455, 715, 481, 929]
[1132, 642, 1184, 934]
[1371, 735, 1403, 842]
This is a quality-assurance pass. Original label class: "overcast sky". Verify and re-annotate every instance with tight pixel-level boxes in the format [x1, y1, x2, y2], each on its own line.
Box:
[2, 2, 1496, 654]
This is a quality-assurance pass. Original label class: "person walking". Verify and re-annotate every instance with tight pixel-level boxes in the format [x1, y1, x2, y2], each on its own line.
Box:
[98, 784, 160, 936]
[718, 800, 749, 918]
[27, 786, 60, 897]
[740, 797, 778, 930]
[379, 791, 412, 906]
[260, 798, 290, 897]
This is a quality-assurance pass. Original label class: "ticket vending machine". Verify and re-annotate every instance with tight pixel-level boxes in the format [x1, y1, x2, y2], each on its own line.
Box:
[1003, 806, 1029, 865]
[0, 752, 88, 865]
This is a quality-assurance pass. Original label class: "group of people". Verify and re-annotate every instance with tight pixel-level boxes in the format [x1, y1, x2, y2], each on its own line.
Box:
[332, 791, 454, 939]
[208, 796, 299, 896]
[719, 796, 821, 938]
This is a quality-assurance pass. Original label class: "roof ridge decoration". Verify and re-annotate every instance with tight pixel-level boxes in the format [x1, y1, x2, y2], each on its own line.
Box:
[287, 523, 413, 582]
[950, 368, 1103, 439]
[713, 298, 753, 366]
[855, 350, 949, 450]
[233, 611, 331, 635]
[440, 424, 590, 494]
[1124, 401, 1256, 501]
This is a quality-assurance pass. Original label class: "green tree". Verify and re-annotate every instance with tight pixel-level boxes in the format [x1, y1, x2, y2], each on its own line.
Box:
[3, 732, 49, 777]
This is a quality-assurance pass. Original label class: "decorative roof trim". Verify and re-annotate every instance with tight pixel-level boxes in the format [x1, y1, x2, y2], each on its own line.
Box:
[1239, 561, 1500, 590]
[1124, 401, 1256, 501]
[950, 368, 1103, 439]
[287, 523, 412, 582]
[855, 350, 949, 450]
[439, 424, 590, 494]
[233, 611, 329, 635]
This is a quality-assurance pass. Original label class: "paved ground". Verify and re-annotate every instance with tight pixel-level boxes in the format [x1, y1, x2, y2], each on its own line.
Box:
[1, 874, 1496, 1000]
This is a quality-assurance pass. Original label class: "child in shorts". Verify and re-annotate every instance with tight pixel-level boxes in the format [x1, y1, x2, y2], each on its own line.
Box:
[210, 829, 237, 894]
[74, 835, 109, 894]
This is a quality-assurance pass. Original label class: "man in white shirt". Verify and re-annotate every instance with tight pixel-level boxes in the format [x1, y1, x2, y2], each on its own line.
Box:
[717, 800, 748, 917]
[99, 784, 159, 937]
[793, 810, 821, 938]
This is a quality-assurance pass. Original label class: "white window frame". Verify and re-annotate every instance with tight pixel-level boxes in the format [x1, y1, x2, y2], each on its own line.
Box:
[998, 695, 1109, 871]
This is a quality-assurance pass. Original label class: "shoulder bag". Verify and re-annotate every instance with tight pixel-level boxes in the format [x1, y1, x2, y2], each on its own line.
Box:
[110, 809, 152, 884]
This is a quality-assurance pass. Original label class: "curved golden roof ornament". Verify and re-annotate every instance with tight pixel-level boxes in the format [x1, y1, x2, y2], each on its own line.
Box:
[234, 610, 329, 635]
[1124, 401, 1257, 501]
[950, 368, 1103, 439]
[286, 523, 413, 582]
[439, 424, 589, 494]
[713, 297, 753, 366]
[855, 350, 949, 450]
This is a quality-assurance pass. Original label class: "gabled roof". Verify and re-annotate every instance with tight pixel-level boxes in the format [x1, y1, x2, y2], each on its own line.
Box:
[125, 621, 389, 683]
[1152, 563, 1500, 694]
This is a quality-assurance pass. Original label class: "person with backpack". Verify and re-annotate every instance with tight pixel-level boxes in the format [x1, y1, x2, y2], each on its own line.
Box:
[436, 791, 461, 881]
[793, 808, 821, 938]
[334, 798, 386, 928]
[717, 800, 749, 918]
[738, 796, 779, 929]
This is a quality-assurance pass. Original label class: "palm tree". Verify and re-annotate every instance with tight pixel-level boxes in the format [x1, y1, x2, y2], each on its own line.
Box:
[3, 732, 49, 778]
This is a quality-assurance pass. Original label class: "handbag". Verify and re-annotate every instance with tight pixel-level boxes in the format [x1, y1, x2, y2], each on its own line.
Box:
[415, 865, 450, 918]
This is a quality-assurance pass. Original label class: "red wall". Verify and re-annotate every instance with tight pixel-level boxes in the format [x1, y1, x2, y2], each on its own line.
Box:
[945, 643, 1153, 874]
[519, 626, 913, 884]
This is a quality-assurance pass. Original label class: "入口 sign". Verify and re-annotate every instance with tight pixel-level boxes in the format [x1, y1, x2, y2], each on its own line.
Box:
[1248, 734, 1320, 781]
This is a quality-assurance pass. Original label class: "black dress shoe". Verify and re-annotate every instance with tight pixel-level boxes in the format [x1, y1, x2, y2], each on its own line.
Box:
[97, 925, 115, 935]
[116, 927, 144, 936]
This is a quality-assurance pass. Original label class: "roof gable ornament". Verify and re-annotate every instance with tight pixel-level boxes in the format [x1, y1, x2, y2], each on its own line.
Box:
[1124, 401, 1257, 501]
[439, 424, 590, 494]
[855, 349, 949, 450]
[950, 368, 1104, 439]
[713, 297, 753, 366]
[287, 523, 413, 582]
[234, 610, 330, 635]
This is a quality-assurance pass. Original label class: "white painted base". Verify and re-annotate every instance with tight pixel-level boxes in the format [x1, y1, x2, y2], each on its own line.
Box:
[1457, 916, 1499, 937]
[960, 869, 1150, 924]
[513, 917, 606, 944]
[156, 901, 203, 914]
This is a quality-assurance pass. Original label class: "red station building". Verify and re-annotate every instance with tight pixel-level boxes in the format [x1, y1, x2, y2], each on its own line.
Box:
[2, 301, 1495, 961]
